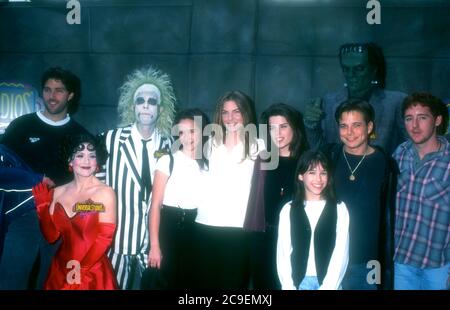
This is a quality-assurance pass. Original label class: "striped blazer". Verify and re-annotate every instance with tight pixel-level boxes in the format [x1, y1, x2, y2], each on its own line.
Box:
[99, 125, 171, 256]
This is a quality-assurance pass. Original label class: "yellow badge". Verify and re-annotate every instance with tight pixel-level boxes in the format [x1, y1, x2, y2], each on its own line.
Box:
[73, 199, 105, 213]
[154, 148, 170, 159]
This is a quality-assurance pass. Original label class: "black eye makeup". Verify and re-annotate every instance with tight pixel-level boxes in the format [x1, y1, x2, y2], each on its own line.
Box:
[135, 97, 158, 106]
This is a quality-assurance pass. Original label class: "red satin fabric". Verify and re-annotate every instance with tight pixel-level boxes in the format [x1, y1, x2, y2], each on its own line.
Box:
[44, 203, 118, 290]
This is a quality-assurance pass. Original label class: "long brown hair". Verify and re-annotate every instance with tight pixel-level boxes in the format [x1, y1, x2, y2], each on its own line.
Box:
[212, 90, 258, 160]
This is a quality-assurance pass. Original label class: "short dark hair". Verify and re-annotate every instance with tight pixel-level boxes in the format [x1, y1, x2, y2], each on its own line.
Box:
[41, 67, 81, 114]
[260, 103, 308, 159]
[59, 134, 107, 168]
[339, 42, 386, 88]
[402, 92, 449, 136]
[334, 99, 376, 135]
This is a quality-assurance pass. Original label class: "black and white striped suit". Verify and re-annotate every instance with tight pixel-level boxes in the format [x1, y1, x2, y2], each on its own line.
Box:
[99, 124, 171, 289]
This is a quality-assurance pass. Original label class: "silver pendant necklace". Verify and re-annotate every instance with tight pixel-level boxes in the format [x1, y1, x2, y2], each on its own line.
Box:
[342, 148, 367, 181]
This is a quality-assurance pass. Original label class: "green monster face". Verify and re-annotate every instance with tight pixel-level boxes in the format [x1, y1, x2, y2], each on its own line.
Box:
[341, 51, 378, 99]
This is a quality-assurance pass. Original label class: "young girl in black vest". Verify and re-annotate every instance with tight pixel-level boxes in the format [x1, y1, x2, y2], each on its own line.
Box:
[276, 150, 349, 290]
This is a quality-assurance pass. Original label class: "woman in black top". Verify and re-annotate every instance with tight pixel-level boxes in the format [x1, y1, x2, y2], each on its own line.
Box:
[244, 103, 308, 289]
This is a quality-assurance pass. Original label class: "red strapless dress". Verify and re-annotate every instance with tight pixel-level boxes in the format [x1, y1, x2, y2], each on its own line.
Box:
[43, 203, 118, 290]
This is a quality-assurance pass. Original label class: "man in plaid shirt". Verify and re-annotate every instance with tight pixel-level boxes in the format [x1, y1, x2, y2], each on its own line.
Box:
[392, 92, 449, 290]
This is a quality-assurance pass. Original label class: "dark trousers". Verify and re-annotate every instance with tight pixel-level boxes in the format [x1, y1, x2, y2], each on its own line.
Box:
[0, 210, 58, 289]
[193, 223, 250, 289]
[248, 227, 281, 290]
[159, 206, 197, 289]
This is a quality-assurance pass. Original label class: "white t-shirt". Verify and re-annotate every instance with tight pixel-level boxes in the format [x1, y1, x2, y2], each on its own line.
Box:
[276, 200, 350, 290]
[195, 138, 265, 228]
[155, 151, 206, 210]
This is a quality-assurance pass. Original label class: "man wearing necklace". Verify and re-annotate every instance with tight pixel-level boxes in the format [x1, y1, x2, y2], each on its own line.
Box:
[304, 42, 407, 155]
[392, 92, 449, 290]
[324, 99, 396, 290]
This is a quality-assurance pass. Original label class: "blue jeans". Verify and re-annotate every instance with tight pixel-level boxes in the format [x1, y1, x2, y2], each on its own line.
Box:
[298, 276, 320, 290]
[341, 263, 378, 290]
[0, 210, 58, 289]
[394, 262, 450, 290]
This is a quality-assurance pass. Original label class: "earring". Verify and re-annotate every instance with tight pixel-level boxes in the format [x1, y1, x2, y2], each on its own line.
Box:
[95, 166, 100, 173]
[68, 165, 73, 172]
[344, 82, 348, 87]
[371, 80, 379, 85]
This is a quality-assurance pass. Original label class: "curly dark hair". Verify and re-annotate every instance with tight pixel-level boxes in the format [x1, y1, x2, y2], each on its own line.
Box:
[402, 92, 449, 136]
[59, 134, 108, 168]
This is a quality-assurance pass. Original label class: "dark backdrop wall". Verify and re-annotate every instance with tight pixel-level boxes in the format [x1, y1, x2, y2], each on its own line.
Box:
[1, 0, 449, 135]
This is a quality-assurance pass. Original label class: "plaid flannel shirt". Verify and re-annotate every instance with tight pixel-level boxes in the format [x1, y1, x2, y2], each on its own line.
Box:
[392, 136, 450, 268]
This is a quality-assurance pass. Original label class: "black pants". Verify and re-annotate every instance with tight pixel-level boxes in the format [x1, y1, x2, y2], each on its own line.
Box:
[193, 223, 250, 289]
[158, 206, 197, 289]
[248, 227, 281, 289]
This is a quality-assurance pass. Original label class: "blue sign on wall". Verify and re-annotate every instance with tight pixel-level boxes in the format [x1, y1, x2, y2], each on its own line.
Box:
[0, 82, 42, 134]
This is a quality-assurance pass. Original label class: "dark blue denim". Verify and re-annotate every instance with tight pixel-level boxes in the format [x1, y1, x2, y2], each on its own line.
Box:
[0, 209, 58, 289]
[0, 144, 54, 289]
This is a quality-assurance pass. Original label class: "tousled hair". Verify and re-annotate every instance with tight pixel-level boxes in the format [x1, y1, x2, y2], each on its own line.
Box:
[402, 92, 448, 136]
[41, 67, 81, 114]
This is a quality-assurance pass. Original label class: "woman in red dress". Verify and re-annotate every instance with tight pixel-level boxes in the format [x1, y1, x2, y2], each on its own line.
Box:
[32, 134, 117, 290]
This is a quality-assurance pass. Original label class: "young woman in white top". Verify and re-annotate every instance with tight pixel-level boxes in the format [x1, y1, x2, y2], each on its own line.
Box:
[147, 109, 210, 289]
[277, 150, 349, 290]
[194, 90, 264, 289]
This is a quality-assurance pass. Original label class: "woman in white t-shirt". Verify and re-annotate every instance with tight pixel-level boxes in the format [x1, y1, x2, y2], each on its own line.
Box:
[194, 90, 264, 289]
[147, 109, 210, 289]
[277, 150, 349, 290]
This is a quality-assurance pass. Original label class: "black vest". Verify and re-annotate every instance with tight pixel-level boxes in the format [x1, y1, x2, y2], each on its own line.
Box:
[290, 200, 337, 286]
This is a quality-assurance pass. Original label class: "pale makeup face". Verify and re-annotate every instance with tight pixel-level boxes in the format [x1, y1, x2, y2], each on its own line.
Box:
[221, 100, 244, 132]
[338, 110, 373, 155]
[299, 162, 328, 201]
[134, 85, 160, 127]
[42, 79, 73, 119]
[269, 115, 294, 156]
[404, 104, 441, 146]
[178, 118, 202, 154]
[69, 143, 97, 177]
